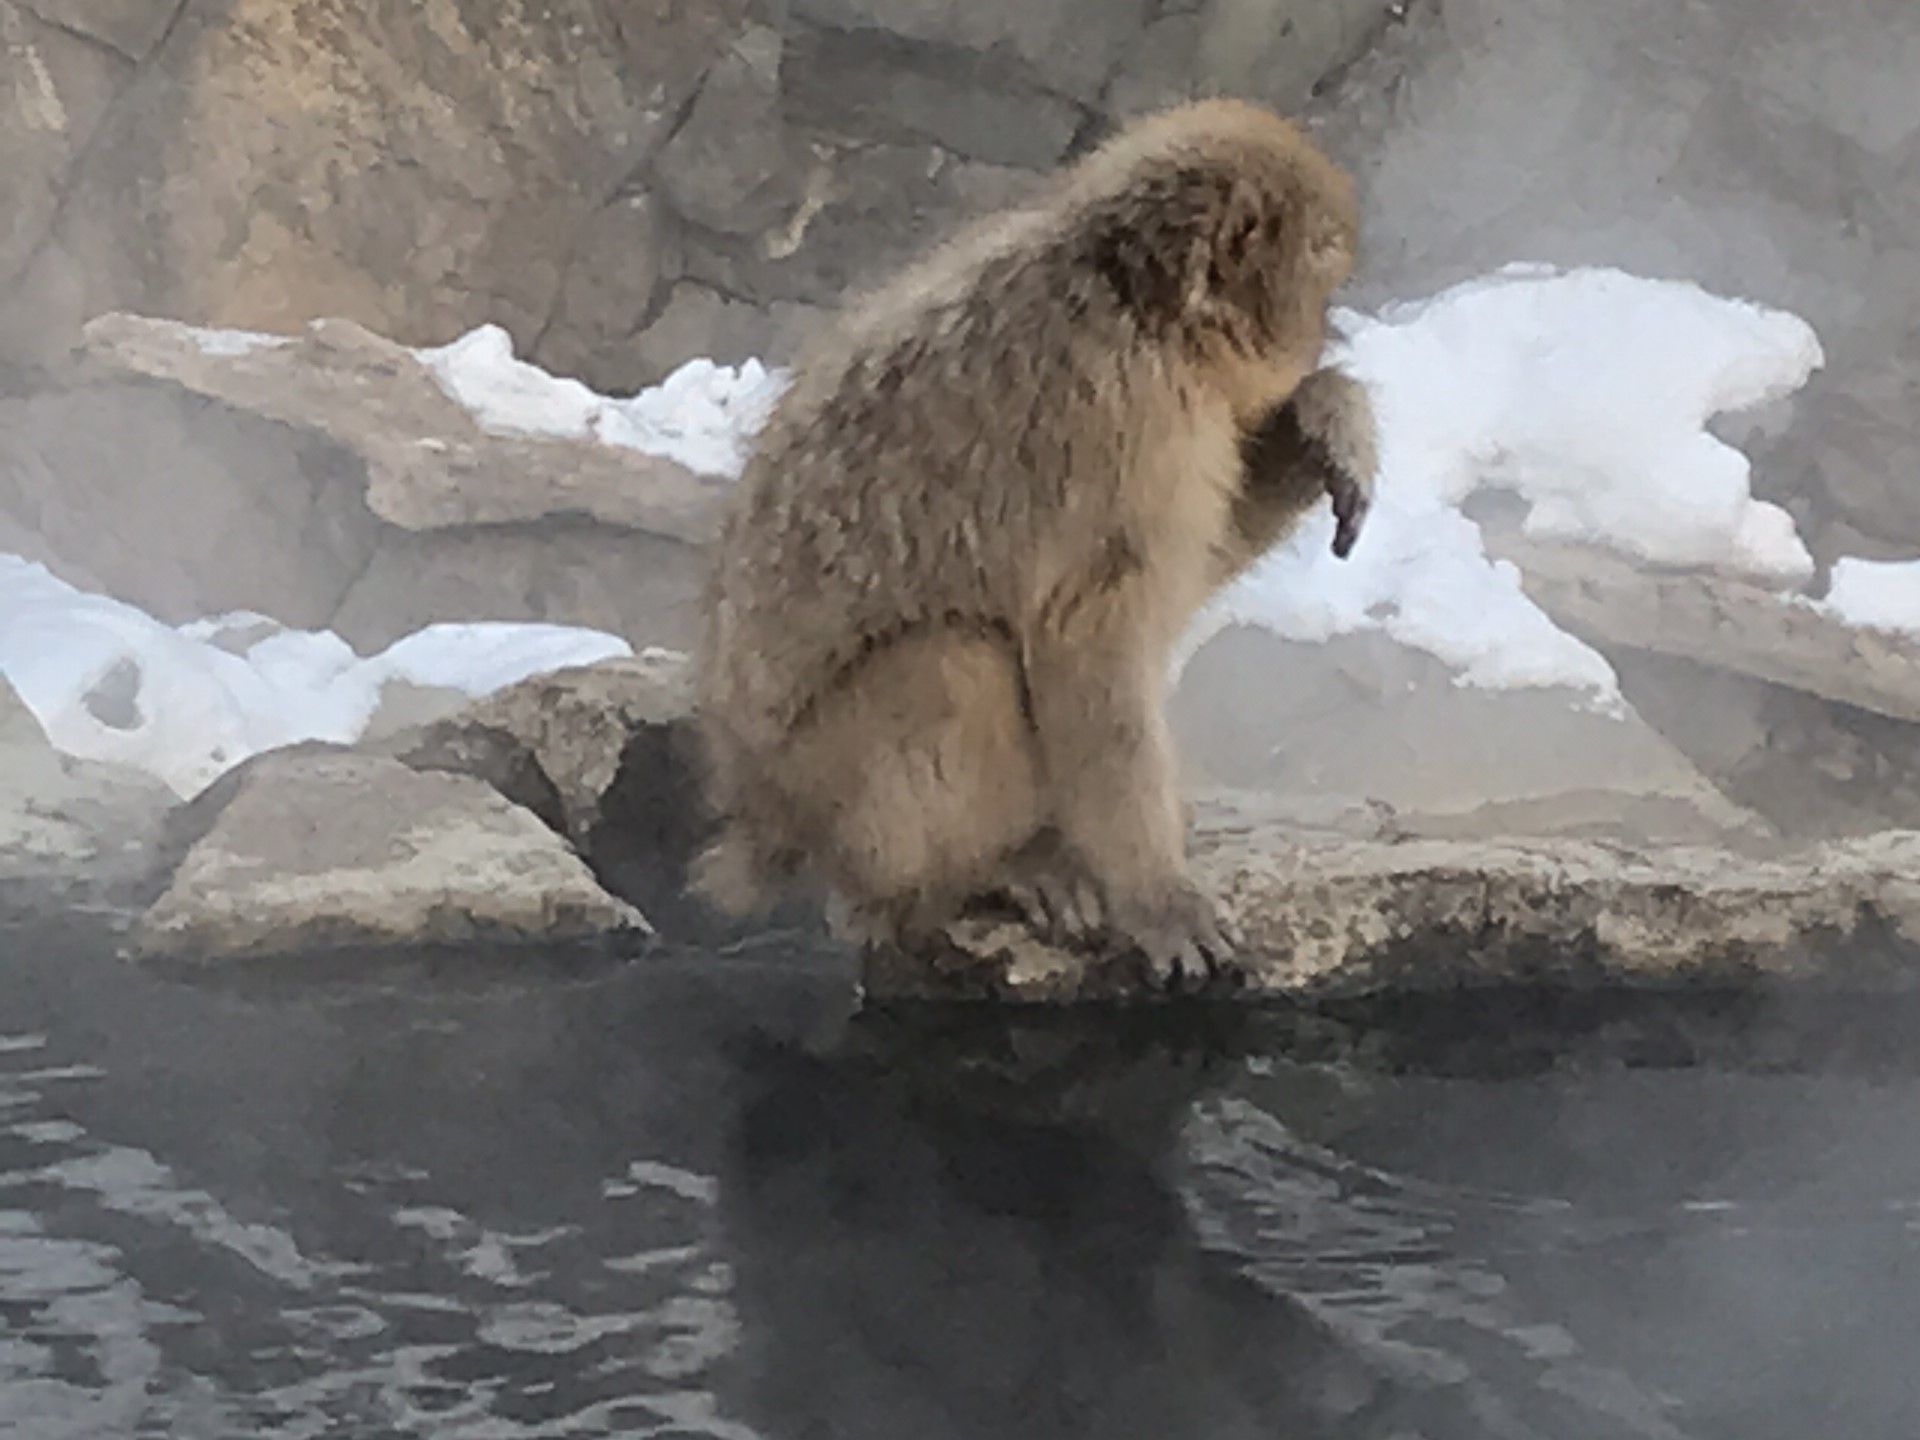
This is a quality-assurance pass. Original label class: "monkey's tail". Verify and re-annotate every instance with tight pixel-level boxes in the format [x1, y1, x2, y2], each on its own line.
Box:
[687, 821, 801, 918]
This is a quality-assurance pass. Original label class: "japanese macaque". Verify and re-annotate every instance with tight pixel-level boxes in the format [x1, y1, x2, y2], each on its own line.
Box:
[691, 98, 1376, 985]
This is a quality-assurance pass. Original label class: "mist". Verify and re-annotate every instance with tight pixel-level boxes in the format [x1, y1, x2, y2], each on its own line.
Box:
[4, 0, 1920, 1436]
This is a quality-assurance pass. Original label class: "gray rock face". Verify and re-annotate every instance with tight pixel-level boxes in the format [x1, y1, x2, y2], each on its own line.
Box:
[791, 0, 1154, 104]
[15, 0, 178, 61]
[613, 283, 823, 394]
[651, 24, 803, 237]
[0, 1, 129, 291]
[531, 194, 687, 395]
[136, 751, 649, 960]
[783, 22, 1089, 169]
[0, 0, 1394, 391]
[0, 0, 750, 372]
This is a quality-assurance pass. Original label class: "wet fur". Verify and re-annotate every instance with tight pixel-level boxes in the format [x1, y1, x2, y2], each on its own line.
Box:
[691, 98, 1374, 983]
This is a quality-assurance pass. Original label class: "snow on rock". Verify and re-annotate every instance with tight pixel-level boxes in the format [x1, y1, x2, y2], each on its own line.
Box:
[187, 325, 292, 358]
[419, 323, 786, 478]
[369, 622, 632, 698]
[1186, 265, 1828, 705]
[0, 556, 632, 799]
[1818, 558, 1920, 638]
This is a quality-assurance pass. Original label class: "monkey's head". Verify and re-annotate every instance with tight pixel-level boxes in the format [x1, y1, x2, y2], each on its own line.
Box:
[1068, 99, 1359, 364]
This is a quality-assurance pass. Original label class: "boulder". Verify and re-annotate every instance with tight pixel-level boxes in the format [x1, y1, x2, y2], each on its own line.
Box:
[81, 312, 733, 545]
[376, 650, 695, 845]
[1604, 648, 1920, 842]
[866, 797, 1920, 1004]
[1169, 624, 1770, 845]
[1491, 536, 1920, 725]
[0, 675, 178, 917]
[136, 751, 649, 961]
[17, 1, 177, 62]
[367, 650, 713, 935]
[0, 376, 384, 631]
[3, 315, 711, 656]
[325, 521, 705, 657]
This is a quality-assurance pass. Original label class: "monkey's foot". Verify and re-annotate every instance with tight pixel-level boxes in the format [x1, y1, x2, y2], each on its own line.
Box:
[1108, 882, 1240, 991]
[993, 840, 1106, 947]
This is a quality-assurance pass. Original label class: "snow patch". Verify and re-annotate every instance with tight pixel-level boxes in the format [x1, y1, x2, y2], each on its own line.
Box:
[372, 622, 632, 697]
[1818, 557, 1920, 639]
[0, 556, 631, 799]
[189, 326, 291, 358]
[419, 324, 786, 478]
[1186, 265, 1827, 705]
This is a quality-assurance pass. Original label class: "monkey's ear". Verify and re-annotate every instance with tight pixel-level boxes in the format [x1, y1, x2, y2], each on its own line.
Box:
[1209, 185, 1272, 295]
[1091, 214, 1193, 327]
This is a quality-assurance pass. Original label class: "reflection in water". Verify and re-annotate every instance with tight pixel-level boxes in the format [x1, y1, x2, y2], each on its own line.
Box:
[3, 921, 1920, 1439]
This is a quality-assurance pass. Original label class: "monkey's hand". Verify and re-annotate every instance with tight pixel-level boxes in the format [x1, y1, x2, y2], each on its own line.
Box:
[1290, 366, 1377, 560]
[1226, 367, 1378, 582]
[1107, 879, 1239, 991]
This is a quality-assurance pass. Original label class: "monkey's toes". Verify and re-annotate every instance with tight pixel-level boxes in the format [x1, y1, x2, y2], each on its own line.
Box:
[1114, 885, 1236, 992]
[1001, 868, 1105, 946]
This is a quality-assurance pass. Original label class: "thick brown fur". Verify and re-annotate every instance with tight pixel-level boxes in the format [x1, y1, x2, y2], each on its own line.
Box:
[691, 98, 1375, 984]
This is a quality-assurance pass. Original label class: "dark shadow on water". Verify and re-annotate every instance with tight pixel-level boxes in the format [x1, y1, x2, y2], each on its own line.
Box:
[6, 915, 1920, 1438]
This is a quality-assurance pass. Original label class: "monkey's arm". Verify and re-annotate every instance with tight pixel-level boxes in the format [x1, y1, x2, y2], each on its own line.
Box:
[1215, 366, 1377, 587]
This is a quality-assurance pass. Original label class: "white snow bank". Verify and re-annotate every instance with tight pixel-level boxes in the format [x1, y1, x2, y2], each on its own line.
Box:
[1818, 557, 1920, 638]
[372, 622, 635, 697]
[0, 556, 630, 798]
[1187, 264, 1827, 705]
[419, 324, 787, 478]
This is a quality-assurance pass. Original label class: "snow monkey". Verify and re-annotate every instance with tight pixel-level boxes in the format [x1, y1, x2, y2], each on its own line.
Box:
[690, 97, 1376, 986]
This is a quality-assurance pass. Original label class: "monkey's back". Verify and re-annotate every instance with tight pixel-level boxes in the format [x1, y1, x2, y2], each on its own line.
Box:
[696, 207, 1171, 763]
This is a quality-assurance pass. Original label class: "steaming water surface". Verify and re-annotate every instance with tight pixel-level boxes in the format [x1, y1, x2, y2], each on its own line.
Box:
[4, 920, 1919, 1439]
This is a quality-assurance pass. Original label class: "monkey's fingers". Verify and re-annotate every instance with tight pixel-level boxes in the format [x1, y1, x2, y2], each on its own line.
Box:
[1328, 473, 1371, 559]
